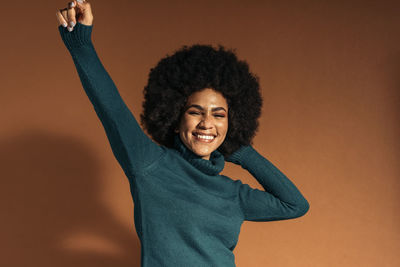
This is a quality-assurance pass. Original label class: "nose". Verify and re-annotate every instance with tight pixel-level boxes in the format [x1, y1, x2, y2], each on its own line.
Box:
[197, 114, 213, 129]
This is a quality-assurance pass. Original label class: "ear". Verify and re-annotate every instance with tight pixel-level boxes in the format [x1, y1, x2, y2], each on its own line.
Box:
[174, 128, 179, 133]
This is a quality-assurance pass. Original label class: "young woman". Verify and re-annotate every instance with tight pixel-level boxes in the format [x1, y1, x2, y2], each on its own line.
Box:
[56, 1, 309, 266]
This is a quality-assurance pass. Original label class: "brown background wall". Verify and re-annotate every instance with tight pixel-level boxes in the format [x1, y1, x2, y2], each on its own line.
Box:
[1, 0, 399, 266]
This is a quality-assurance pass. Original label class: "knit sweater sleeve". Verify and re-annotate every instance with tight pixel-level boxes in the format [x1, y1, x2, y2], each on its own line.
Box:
[58, 23, 164, 178]
[226, 145, 310, 222]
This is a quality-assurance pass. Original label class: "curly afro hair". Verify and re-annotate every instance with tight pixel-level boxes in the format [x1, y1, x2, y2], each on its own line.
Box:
[140, 44, 262, 157]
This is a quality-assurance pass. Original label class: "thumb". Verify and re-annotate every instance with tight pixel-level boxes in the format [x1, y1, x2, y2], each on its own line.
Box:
[75, 0, 94, 26]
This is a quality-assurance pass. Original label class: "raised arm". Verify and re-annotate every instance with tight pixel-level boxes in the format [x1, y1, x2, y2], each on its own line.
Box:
[56, 2, 164, 179]
[226, 146, 310, 222]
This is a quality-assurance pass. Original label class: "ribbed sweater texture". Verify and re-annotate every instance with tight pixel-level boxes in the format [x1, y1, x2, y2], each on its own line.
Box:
[58, 22, 310, 267]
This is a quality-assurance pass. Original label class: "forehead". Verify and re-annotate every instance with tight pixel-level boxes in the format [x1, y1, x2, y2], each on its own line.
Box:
[186, 88, 228, 108]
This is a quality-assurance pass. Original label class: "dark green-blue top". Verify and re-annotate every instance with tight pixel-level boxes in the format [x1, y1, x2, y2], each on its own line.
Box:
[58, 22, 309, 267]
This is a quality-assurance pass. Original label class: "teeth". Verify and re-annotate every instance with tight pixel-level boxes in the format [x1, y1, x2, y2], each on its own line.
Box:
[196, 134, 215, 140]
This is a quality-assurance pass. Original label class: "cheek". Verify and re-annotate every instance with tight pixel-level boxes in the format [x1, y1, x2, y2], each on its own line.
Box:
[217, 121, 229, 134]
[179, 116, 196, 133]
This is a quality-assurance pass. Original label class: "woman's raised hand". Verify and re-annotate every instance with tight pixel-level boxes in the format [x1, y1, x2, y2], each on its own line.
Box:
[56, 0, 93, 31]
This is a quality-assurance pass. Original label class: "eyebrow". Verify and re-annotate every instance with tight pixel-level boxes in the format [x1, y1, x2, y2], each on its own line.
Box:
[186, 104, 227, 112]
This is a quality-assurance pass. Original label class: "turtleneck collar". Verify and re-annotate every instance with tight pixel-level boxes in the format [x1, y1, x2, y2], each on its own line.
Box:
[173, 134, 225, 176]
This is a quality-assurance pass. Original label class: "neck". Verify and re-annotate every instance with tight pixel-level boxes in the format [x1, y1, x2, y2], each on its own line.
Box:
[173, 134, 225, 176]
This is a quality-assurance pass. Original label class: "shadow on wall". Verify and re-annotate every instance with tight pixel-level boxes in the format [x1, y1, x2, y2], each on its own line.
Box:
[0, 130, 140, 267]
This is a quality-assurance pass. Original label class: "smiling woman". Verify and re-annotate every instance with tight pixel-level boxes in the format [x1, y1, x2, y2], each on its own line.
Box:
[140, 44, 263, 157]
[177, 88, 228, 160]
[56, 1, 310, 266]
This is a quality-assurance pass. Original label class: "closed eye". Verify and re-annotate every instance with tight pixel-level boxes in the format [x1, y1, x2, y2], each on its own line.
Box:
[187, 110, 226, 117]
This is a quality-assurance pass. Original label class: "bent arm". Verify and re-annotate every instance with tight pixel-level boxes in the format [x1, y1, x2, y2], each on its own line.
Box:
[227, 146, 310, 222]
[58, 22, 163, 178]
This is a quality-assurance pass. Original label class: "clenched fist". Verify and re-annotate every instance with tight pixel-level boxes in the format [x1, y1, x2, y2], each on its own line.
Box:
[56, 0, 93, 32]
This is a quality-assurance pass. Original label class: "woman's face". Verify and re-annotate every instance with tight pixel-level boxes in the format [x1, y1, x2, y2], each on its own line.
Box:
[177, 88, 228, 160]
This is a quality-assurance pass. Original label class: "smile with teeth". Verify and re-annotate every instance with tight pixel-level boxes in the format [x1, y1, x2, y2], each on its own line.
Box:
[193, 133, 215, 142]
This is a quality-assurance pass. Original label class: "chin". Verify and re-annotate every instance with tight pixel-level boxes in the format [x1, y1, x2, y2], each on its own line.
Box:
[193, 144, 220, 159]
[192, 148, 212, 157]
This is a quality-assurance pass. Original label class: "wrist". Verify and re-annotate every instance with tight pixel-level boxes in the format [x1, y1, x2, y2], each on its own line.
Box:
[58, 22, 93, 50]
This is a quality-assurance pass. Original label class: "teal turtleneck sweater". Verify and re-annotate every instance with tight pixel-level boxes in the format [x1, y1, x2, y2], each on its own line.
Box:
[58, 22, 309, 267]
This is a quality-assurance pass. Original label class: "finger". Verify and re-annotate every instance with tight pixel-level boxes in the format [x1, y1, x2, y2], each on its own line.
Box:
[75, 0, 93, 25]
[75, 0, 88, 14]
[74, 0, 85, 23]
[61, 8, 68, 22]
[76, 0, 90, 9]
[67, 1, 77, 31]
[56, 9, 68, 27]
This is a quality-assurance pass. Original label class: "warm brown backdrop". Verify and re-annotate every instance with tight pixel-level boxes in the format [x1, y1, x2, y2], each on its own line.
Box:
[1, 0, 399, 266]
